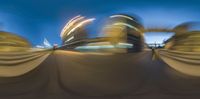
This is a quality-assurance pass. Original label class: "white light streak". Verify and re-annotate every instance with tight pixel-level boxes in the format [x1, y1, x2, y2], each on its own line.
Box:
[65, 36, 74, 43]
[110, 15, 133, 20]
[60, 16, 85, 37]
[66, 18, 95, 36]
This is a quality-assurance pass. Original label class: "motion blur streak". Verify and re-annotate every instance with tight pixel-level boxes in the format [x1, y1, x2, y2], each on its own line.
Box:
[60, 15, 95, 38]
[110, 15, 134, 21]
[1, 13, 200, 98]
[60, 16, 85, 37]
[0, 31, 52, 77]
[157, 49, 200, 76]
[0, 51, 51, 77]
[67, 18, 95, 37]
[65, 15, 81, 28]
[156, 22, 200, 76]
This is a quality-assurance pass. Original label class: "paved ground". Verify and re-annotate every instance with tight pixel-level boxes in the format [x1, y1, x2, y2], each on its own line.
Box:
[0, 50, 200, 99]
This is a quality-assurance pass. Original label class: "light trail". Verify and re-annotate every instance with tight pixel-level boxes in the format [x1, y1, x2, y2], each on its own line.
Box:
[60, 16, 85, 38]
[66, 18, 95, 37]
[110, 15, 134, 20]
[65, 36, 74, 43]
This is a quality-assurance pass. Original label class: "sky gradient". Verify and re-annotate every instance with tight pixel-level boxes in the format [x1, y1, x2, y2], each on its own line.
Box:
[0, 0, 200, 45]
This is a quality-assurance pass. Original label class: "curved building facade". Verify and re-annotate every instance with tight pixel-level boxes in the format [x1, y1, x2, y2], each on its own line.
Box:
[60, 15, 95, 46]
[102, 14, 144, 52]
[0, 31, 31, 52]
[165, 22, 200, 52]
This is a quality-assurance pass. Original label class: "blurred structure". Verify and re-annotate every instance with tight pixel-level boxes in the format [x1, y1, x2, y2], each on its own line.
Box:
[0, 31, 31, 52]
[157, 22, 200, 76]
[164, 22, 200, 52]
[101, 14, 144, 52]
[60, 15, 95, 48]
[72, 14, 145, 53]
[0, 31, 51, 77]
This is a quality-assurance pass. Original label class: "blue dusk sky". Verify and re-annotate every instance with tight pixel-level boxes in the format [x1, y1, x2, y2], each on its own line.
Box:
[0, 0, 200, 45]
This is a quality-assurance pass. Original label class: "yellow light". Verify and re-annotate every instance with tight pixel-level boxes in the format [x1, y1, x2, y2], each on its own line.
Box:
[113, 22, 142, 33]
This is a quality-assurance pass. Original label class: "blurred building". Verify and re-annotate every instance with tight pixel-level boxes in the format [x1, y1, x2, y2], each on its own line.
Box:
[0, 31, 31, 52]
[60, 15, 95, 48]
[59, 14, 144, 52]
[102, 14, 144, 52]
[62, 27, 88, 45]
[164, 22, 200, 52]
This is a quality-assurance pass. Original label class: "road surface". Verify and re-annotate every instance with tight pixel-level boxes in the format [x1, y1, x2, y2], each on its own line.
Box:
[0, 50, 200, 99]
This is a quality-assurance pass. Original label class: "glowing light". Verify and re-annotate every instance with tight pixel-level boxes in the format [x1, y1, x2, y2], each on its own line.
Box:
[75, 45, 115, 50]
[66, 18, 95, 37]
[65, 36, 74, 43]
[118, 43, 133, 47]
[60, 15, 95, 41]
[66, 15, 81, 26]
[75, 42, 133, 50]
[61, 15, 81, 36]
[110, 15, 133, 21]
[60, 16, 85, 37]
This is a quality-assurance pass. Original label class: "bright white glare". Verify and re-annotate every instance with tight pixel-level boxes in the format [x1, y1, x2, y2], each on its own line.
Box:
[64, 17, 85, 36]
[75, 42, 133, 50]
[75, 45, 115, 50]
[60, 17, 84, 37]
[60, 16, 85, 37]
[60, 15, 81, 37]
[66, 18, 95, 36]
[118, 43, 133, 47]
[110, 15, 133, 21]
[66, 15, 81, 27]
[65, 36, 74, 43]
